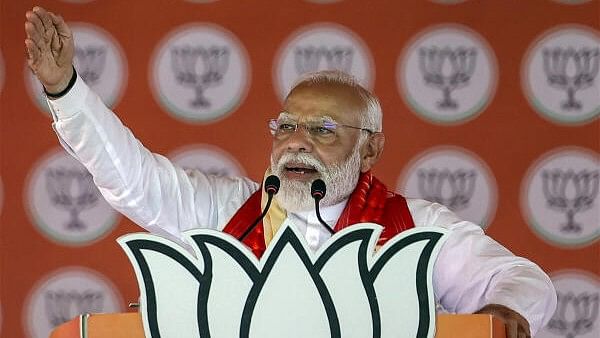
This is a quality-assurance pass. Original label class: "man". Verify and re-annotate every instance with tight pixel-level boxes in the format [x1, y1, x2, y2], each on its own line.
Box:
[25, 7, 555, 338]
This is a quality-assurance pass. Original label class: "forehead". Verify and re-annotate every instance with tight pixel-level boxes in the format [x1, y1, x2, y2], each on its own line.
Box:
[283, 83, 364, 124]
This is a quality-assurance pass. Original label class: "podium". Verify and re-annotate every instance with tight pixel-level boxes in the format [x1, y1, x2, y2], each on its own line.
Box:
[50, 312, 507, 338]
[57, 226, 507, 337]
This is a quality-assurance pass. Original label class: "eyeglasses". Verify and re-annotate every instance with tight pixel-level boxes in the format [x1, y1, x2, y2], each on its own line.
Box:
[268, 117, 375, 144]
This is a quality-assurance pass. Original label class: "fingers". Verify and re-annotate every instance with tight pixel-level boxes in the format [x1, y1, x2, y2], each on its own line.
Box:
[518, 322, 531, 338]
[33, 7, 53, 33]
[26, 7, 72, 64]
[475, 304, 531, 338]
[24, 20, 40, 41]
[49, 13, 71, 55]
[50, 13, 71, 38]
[50, 22, 62, 54]
[32, 7, 57, 49]
[25, 39, 41, 69]
[25, 11, 44, 38]
[25, 10, 51, 57]
[506, 319, 518, 338]
[24, 22, 42, 50]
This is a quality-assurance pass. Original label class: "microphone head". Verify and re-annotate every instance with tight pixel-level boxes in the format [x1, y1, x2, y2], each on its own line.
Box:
[264, 175, 280, 195]
[311, 179, 326, 200]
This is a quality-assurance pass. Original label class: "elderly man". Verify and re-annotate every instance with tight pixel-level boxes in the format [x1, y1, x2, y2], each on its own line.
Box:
[25, 7, 555, 338]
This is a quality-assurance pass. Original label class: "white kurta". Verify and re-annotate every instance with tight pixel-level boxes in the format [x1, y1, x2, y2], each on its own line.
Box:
[47, 74, 556, 335]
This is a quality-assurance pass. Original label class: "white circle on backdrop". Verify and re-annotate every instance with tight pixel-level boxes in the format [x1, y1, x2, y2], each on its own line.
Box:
[24, 267, 123, 338]
[397, 146, 497, 228]
[398, 24, 498, 124]
[151, 23, 250, 123]
[25, 148, 119, 246]
[521, 147, 599, 247]
[168, 144, 245, 177]
[25, 22, 127, 114]
[522, 25, 600, 125]
[536, 270, 599, 338]
[274, 23, 375, 102]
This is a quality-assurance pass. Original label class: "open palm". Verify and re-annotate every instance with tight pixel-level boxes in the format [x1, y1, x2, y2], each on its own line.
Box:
[25, 6, 74, 94]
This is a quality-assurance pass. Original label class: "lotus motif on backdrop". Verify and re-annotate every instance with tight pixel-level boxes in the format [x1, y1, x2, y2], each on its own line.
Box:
[74, 46, 107, 86]
[542, 47, 599, 111]
[547, 291, 599, 338]
[44, 290, 104, 326]
[118, 222, 448, 338]
[417, 168, 476, 211]
[418, 46, 477, 110]
[542, 169, 599, 233]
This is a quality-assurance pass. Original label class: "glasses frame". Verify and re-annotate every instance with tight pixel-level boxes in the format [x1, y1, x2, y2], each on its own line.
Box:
[268, 118, 376, 138]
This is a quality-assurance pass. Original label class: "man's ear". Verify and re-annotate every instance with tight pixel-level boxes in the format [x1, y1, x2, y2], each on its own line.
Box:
[360, 133, 385, 172]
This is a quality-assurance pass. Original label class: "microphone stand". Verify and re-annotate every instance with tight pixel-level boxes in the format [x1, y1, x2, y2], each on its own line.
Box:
[239, 175, 280, 241]
[311, 179, 335, 235]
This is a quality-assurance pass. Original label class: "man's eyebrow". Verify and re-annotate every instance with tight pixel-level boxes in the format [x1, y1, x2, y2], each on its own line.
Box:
[320, 115, 337, 123]
[278, 111, 296, 120]
[277, 112, 339, 123]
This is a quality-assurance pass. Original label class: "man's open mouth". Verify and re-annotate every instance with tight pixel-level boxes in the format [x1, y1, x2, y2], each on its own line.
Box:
[284, 163, 318, 175]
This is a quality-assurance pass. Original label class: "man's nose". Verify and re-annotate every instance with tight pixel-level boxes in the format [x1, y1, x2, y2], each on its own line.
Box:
[285, 127, 314, 153]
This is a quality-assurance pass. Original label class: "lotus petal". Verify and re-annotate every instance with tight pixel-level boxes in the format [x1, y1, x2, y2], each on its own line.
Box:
[186, 230, 259, 337]
[244, 224, 336, 338]
[369, 227, 447, 338]
[315, 224, 381, 337]
[117, 234, 208, 338]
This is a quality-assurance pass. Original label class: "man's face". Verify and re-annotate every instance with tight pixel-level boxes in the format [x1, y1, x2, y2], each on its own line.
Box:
[270, 83, 367, 212]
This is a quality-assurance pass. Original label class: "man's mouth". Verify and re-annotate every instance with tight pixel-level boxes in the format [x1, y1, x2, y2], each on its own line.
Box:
[284, 163, 318, 175]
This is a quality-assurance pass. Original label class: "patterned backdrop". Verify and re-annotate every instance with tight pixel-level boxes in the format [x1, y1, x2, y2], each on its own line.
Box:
[1, 0, 599, 337]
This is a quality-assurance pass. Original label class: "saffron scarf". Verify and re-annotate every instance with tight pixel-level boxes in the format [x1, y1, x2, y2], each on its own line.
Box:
[222, 172, 415, 258]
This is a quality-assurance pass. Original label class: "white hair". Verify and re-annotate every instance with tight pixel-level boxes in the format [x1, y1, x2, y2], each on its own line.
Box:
[288, 70, 383, 133]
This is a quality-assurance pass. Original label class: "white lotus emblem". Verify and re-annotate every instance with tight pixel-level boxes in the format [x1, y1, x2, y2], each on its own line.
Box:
[118, 222, 448, 338]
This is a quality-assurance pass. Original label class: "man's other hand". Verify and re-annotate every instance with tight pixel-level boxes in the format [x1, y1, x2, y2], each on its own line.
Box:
[477, 304, 531, 338]
[25, 6, 74, 95]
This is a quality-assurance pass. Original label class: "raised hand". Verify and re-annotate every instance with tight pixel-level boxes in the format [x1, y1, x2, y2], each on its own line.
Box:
[25, 6, 74, 95]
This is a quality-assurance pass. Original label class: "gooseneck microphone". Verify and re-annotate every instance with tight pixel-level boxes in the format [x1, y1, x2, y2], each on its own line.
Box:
[311, 179, 335, 235]
[239, 175, 280, 241]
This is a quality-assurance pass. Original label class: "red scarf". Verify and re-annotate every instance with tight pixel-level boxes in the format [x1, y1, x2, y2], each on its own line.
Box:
[222, 172, 415, 258]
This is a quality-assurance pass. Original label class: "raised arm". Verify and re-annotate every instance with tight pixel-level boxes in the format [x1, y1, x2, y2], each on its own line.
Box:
[24, 7, 259, 243]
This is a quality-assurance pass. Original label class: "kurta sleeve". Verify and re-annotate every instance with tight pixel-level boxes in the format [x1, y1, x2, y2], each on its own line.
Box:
[46, 74, 259, 244]
[408, 199, 557, 335]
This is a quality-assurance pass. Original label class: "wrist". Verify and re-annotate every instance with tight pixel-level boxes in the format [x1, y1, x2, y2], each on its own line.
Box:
[44, 66, 76, 99]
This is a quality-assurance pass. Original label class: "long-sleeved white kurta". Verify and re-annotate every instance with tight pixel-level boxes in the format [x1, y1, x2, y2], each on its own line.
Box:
[47, 74, 556, 334]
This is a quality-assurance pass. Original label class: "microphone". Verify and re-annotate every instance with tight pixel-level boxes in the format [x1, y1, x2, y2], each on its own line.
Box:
[311, 179, 335, 235]
[239, 175, 280, 241]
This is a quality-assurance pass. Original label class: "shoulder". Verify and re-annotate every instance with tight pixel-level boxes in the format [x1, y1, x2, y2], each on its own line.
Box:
[405, 198, 485, 234]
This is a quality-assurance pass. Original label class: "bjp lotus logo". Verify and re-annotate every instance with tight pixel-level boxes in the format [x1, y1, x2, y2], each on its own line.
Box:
[118, 223, 448, 338]
[547, 291, 599, 338]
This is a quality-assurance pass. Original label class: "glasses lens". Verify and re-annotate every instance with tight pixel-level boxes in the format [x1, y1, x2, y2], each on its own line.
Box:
[268, 118, 340, 144]
[269, 119, 298, 136]
[307, 121, 336, 137]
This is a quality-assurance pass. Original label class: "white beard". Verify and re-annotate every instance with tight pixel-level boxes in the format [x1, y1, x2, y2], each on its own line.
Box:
[270, 145, 362, 213]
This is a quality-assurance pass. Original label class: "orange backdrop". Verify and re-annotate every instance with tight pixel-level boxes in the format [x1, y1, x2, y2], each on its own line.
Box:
[1, 1, 598, 337]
